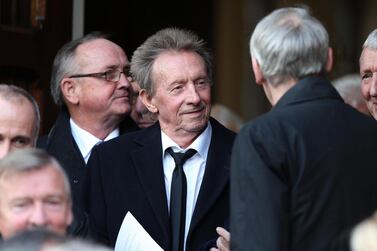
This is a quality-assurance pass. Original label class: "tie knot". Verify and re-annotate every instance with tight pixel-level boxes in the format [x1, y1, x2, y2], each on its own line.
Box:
[166, 148, 197, 166]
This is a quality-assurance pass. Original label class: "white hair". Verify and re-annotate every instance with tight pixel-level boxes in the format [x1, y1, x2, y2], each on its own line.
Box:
[250, 7, 329, 86]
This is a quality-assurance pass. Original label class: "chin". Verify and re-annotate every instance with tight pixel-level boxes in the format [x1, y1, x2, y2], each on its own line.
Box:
[183, 120, 208, 133]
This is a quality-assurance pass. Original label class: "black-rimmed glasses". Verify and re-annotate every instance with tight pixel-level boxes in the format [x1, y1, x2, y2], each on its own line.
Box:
[69, 65, 133, 83]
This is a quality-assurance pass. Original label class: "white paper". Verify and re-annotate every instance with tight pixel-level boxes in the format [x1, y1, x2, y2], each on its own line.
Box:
[114, 211, 164, 251]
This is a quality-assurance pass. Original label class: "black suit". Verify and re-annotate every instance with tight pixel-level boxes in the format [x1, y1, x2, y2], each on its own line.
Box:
[87, 118, 235, 251]
[230, 76, 377, 251]
[37, 107, 138, 236]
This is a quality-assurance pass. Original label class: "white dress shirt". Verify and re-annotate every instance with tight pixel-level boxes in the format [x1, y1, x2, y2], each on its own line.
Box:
[70, 118, 119, 163]
[161, 122, 212, 250]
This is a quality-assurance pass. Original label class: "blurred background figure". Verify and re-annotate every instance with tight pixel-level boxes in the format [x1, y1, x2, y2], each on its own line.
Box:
[350, 212, 377, 251]
[0, 228, 112, 251]
[130, 81, 157, 128]
[41, 238, 112, 251]
[332, 74, 370, 116]
[210, 104, 244, 132]
[0, 228, 65, 251]
[0, 149, 72, 240]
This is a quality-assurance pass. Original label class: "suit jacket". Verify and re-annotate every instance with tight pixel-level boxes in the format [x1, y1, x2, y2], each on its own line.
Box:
[37, 107, 139, 236]
[230, 75, 377, 251]
[87, 118, 236, 251]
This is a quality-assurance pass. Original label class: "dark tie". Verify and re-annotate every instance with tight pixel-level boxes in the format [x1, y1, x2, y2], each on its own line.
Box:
[166, 148, 197, 251]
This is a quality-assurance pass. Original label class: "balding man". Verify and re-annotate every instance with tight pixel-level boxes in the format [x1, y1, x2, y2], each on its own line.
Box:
[0, 84, 40, 159]
[38, 32, 139, 236]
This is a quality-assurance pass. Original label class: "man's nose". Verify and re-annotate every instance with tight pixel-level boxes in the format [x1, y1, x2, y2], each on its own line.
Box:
[117, 71, 131, 89]
[29, 204, 47, 228]
[0, 141, 11, 159]
[187, 83, 201, 104]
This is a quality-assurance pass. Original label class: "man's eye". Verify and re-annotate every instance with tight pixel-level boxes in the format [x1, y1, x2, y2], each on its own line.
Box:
[11, 202, 29, 212]
[45, 198, 65, 209]
[362, 73, 372, 80]
[170, 85, 183, 94]
[12, 137, 30, 147]
[195, 79, 209, 88]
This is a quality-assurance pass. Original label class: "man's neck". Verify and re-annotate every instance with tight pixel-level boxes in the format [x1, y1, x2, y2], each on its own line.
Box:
[265, 78, 297, 106]
[70, 114, 121, 140]
[161, 126, 206, 149]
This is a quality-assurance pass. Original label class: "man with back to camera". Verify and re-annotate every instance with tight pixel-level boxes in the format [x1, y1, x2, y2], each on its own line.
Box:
[87, 27, 236, 251]
[230, 7, 377, 251]
[37, 32, 138, 236]
[0, 84, 40, 159]
[0, 148, 73, 240]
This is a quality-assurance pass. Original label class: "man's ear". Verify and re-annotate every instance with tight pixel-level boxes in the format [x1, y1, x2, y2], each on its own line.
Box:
[251, 56, 265, 85]
[61, 78, 79, 105]
[139, 89, 158, 113]
[326, 47, 333, 73]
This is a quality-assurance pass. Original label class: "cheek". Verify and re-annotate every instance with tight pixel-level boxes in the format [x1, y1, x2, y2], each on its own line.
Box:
[361, 83, 370, 99]
[0, 211, 28, 233]
[199, 89, 211, 104]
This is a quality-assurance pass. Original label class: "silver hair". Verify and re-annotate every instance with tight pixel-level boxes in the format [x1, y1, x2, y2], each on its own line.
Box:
[0, 84, 40, 145]
[50, 32, 108, 105]
[0, 148, 71, 203]
[332, 74, 363, 106]
[43, 239, 113, 251]
[0, 228, 65, 251]
[250, 7, 329, 86]
[363, 29, 377, 50]
[130, 27, 213, 95]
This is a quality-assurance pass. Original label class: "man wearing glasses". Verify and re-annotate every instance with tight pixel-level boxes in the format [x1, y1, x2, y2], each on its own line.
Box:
[37, 32, 138, 237]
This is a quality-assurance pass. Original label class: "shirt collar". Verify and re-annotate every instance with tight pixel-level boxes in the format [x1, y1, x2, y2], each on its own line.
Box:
[70, 118, 119, 160]
[161, 121, 212, 160]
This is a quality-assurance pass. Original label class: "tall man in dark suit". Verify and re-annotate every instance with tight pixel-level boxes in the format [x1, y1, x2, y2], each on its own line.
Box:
[230, 7, 377, 251]
[87, 28, 236, 251]
[38, 32, 138, 236]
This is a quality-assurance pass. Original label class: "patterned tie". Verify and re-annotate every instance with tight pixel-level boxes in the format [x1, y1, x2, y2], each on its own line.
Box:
[166, 147, 197, 251]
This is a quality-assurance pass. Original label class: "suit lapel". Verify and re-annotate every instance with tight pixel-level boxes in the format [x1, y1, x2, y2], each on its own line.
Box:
[131, 124, 170, 242]
[188, 121, 231, 234]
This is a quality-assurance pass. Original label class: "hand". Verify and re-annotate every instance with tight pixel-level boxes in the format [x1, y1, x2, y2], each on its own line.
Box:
[210, 227, 230, 251]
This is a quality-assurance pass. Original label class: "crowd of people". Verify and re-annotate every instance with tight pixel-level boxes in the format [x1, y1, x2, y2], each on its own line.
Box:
[0, 6, 377, 251]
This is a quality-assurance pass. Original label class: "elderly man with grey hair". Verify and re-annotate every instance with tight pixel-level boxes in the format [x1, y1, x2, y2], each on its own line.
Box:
[0, 84, 40, 159]
[0, 148, 73, 240]
[359, 29, 377, 120]
[230, 7, 377, 251]
[88, 27, 236, 251]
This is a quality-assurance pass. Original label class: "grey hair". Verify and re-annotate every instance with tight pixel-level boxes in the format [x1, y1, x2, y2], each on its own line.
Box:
[332, 74, 363, 106]
[130, 27, 213, 95]
[51, 32, 108, 105]
[0, 84, 40, 144]
[363, 29, 377, 50]
[43, 239, 113, 251]
[0, 148, 71, 203]
[250, 7, 329, 86]
[0, 228, 65, 251]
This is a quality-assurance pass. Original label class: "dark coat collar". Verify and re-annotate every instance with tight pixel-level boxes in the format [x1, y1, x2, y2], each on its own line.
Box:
[274, 75, 342, 110]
